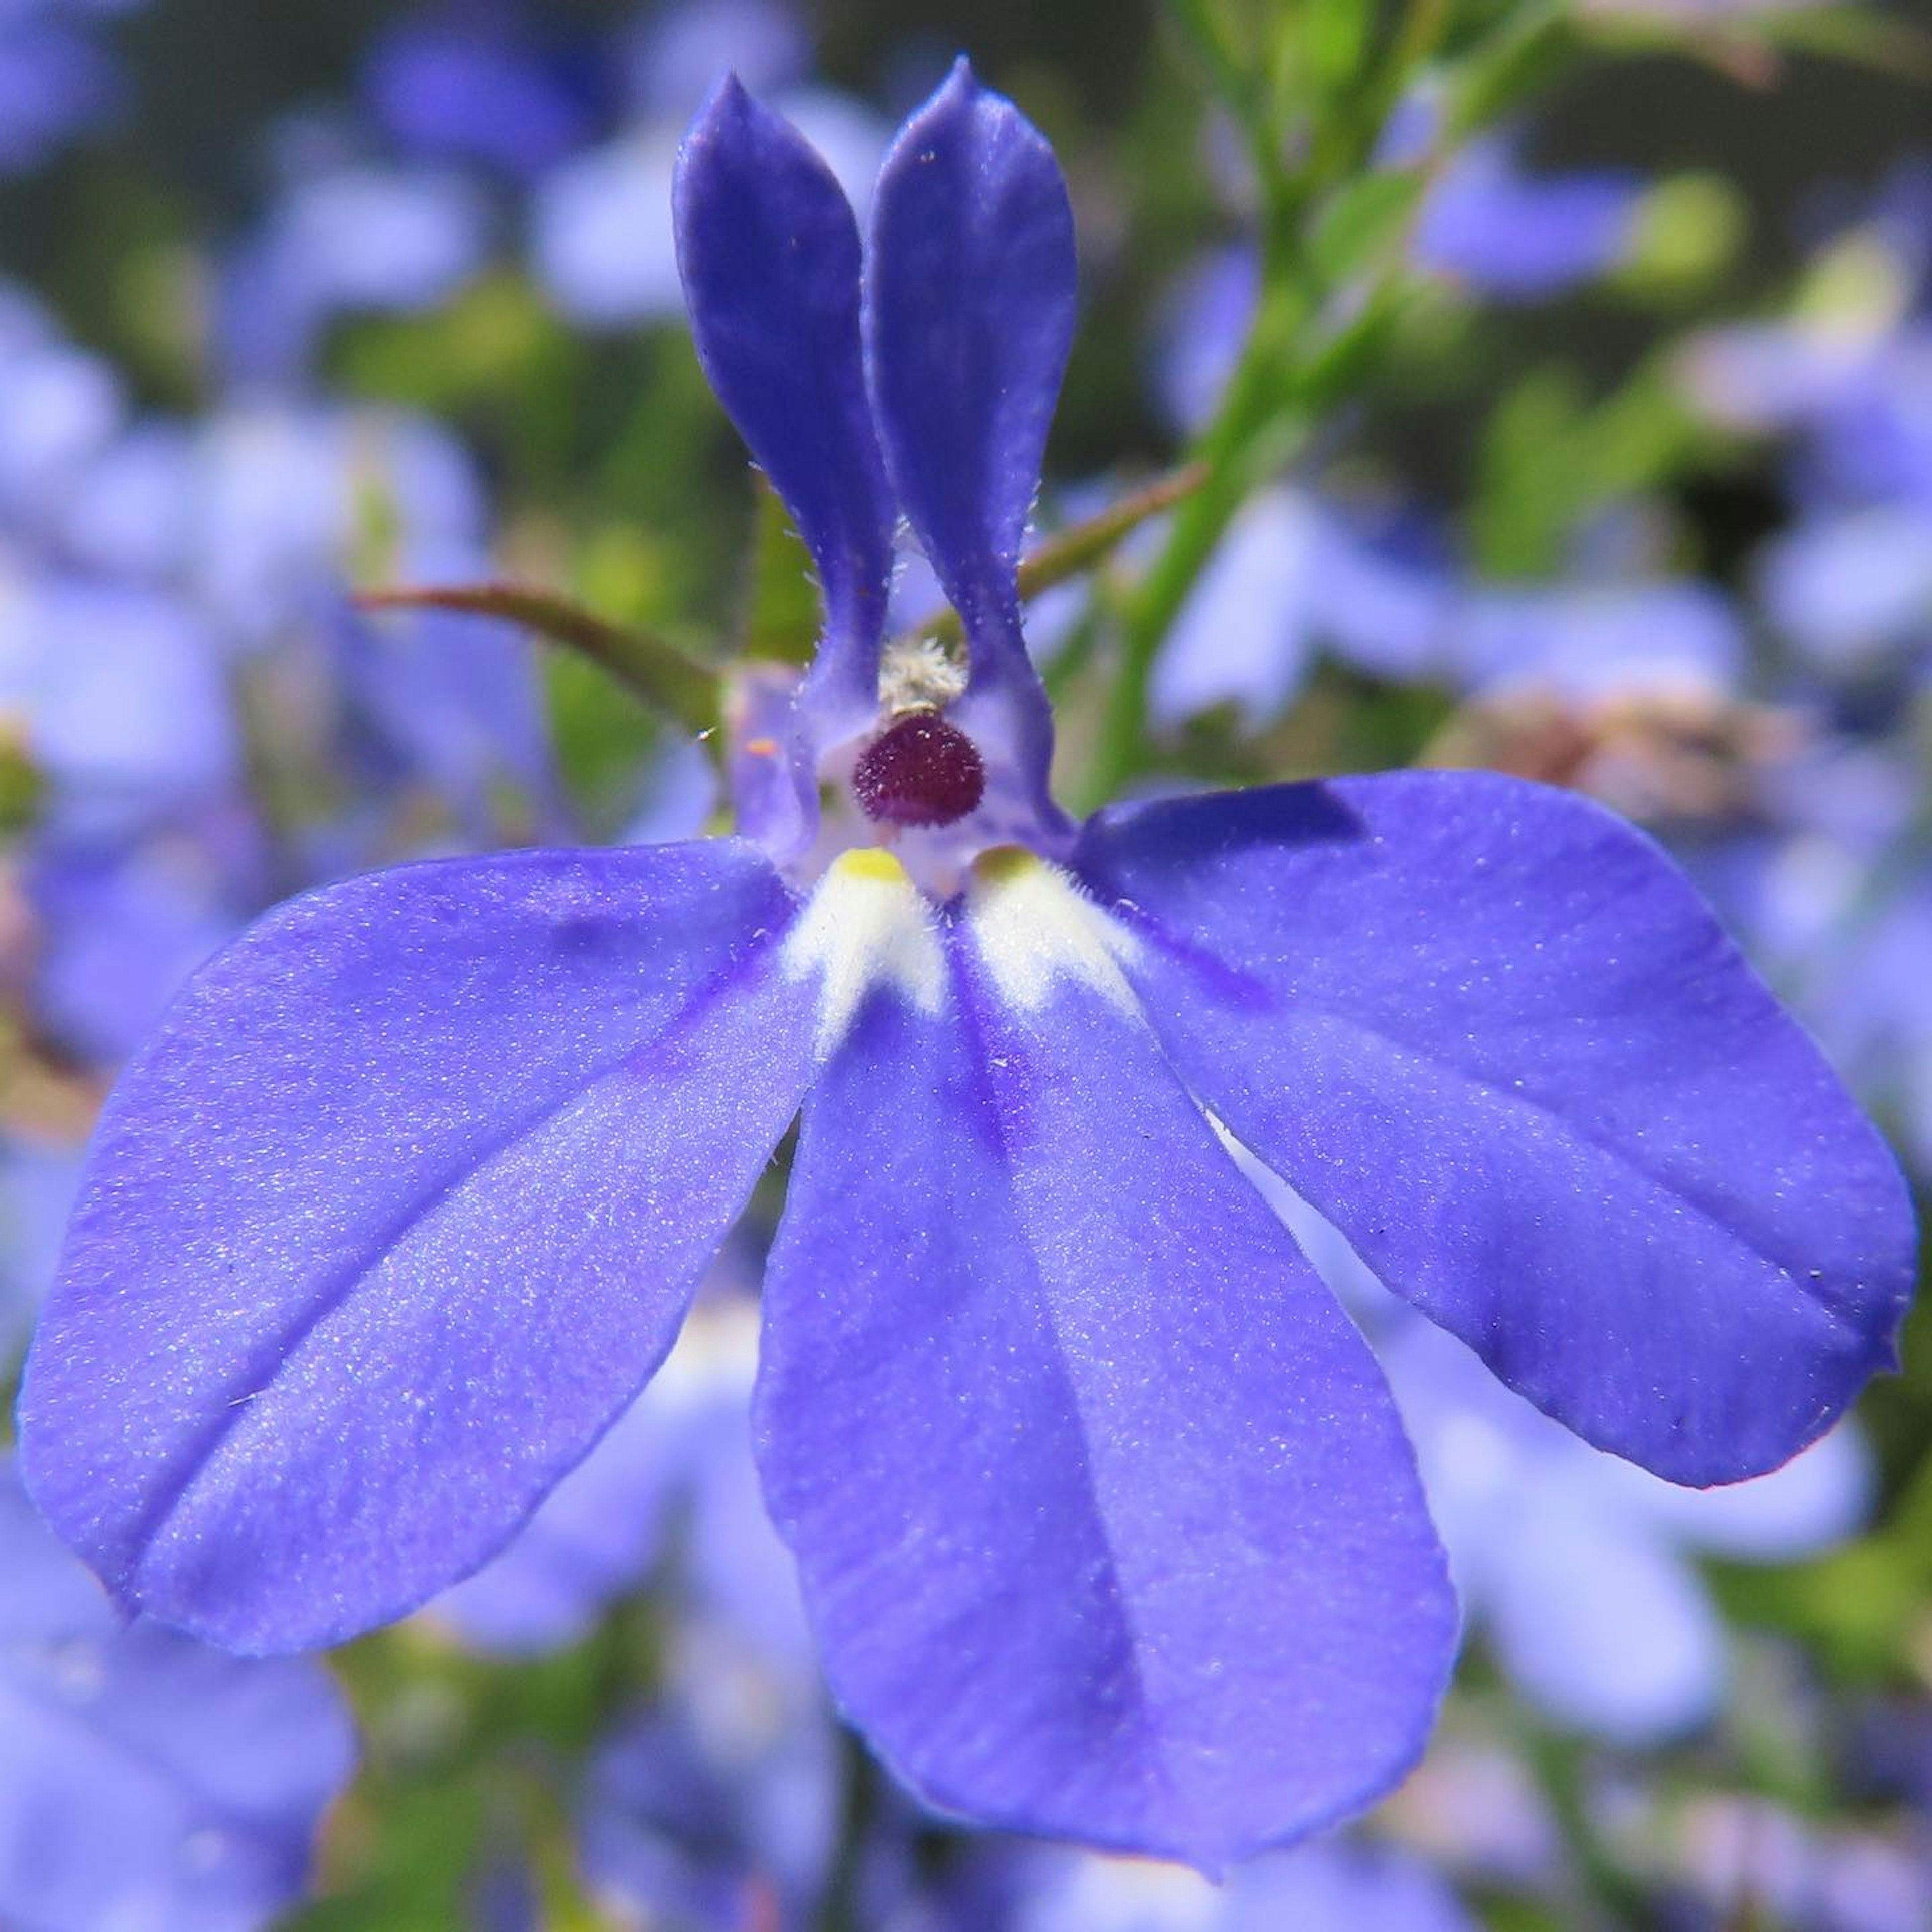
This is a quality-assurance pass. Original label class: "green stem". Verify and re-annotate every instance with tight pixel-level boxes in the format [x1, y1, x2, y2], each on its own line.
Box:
[908, 462, 1207, 655]
[1074, 320, 1306, 810]
[1163, 0, 1278, 189]
[358, 582, 721, 738]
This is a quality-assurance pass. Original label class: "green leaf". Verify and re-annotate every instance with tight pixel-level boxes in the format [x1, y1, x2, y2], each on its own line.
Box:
[1309, 169, 1426, 290]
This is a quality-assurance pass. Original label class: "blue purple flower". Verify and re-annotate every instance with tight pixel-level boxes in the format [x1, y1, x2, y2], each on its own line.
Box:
[17, 64, 1916, 1873]
[0, 1455, 355, 1931]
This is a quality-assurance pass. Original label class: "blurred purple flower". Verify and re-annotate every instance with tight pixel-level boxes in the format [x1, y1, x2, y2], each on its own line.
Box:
[982, 1840, 1476, 1932]
[0, 3, 128, 174]
[1414, 135, 1644, 300]
[577, 1689, 836, 1932]
[362, 0, 607, 179]
[1676, 1797, 1932, 1932]
[18, 63, 1914, 1879]
[1756, 500, 1932, 667]
[530, 0, 873, 327]
[1267, 1174, 1872, 1743]
[25, 819, 257, 1069]
[1158, 138, 1642, 432]
[0, 308, 125, 532]
[624, 0, 809, 118]
[1153, 485, 1451, 723]
[0, 1457, 355, 1932]
[0, 573, 238, 838]
[0, 1135, 82, 1357]
[1151, 244, 1257, 435]
[1384, 1316, 1870, 1744]
[1447, 577, 1746, 701]
[219, 160, 489, 385]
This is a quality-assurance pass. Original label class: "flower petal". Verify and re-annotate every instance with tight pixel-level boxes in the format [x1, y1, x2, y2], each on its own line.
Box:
[865, 60, 1073, 825]
[755, 854, 1453, 1870]
[674, 76, 894, 735]
[1078, 772, 1916, 1485]
[20, 839, 816, 1652]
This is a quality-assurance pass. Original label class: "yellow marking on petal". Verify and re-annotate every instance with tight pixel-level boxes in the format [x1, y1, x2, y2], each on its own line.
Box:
[783, 846, 944, 1057]
[830, 846, 913, 885]
[965, 845, 1142, 1018]
[743, 735, 778, 757]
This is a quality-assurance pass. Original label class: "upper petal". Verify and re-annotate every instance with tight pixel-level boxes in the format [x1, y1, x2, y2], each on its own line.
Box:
[20, 839, 817, 1651]
[755, 851, 1454, 1871]
[675, 77, 895, 735]
[864, 61, 1073, 823]
[1078, 771, 1917, 1485]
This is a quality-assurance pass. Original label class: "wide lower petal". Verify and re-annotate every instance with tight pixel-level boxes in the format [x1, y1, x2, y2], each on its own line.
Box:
[1077, 772, 1916, 1485]
[756, 853, 1454, 1871]
[20, 838, 816, 1651]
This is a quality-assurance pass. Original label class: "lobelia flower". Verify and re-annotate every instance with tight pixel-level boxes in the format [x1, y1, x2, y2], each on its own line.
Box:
[16, 62, 1918, 1874]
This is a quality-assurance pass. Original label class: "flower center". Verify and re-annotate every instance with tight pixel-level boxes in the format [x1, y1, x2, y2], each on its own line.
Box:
[851, 710, 986, 829]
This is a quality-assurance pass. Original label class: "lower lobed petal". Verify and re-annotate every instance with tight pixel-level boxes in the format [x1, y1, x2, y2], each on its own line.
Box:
[1077, 771, 1917, 1487]
[755, 860, 1456, 1871]
[20, 838, 816, 1651]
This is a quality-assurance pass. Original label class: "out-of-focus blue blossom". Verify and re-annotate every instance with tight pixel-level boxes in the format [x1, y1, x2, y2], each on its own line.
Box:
[0, 0, 139, 174]
[189, 400, 482, 643]
[1387, 1317, 1871, 1745]
[1273, 1181, 1874, 1746]
[1413, 135, 1645, 301]
[1447, 577, 1746, 703]
[532, 0, 883, 327]
[1154, 485, 1451, 723]
[0, 1134, 82, 1357]
[1669, 1796, 1932, 1931]
[0, 571, 238, 838]
[1756, 499, 1932, 667]
[1157, 139, 1644, 433]
[1680, 192, 1931, 506]
[54, 420, 198, 581]
[624, 0, 809, 118]
[577, 1689, 836, 1932]
[0, 300, 126, 534]
[0, 1457, 356, 1932]
[219, 156, 490, 385]
[362, 0, 607, 179]
[501, 1290, 836, 1928]
[1380, 1738, 1562, 1894]
[1683, 191, 1932, 672]
[25, 818, 258, 1069]
[967, 1839, 1477, 1932]
[1708, 758, 1932, 1174]
[166, 396, 556, 828]
[1152, 244, 1257, 436]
